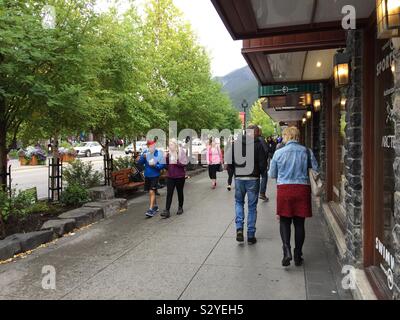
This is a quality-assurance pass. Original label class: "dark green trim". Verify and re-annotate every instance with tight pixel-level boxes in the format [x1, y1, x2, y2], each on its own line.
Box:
[259, 83, 323, 97]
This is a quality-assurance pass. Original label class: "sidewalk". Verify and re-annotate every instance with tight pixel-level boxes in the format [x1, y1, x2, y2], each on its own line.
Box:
[0, 171, 352, 300]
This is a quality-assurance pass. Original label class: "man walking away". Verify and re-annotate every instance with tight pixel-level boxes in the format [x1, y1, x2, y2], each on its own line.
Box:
[257, 128, 270, 202]
[137, 140, 166, 218]
[227, 125, 268, 245]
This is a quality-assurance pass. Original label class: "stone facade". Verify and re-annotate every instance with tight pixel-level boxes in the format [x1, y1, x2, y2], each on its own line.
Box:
[391, 44, 400, 300]
[343, 30, 364, 267]
[318, 85, 327, 202]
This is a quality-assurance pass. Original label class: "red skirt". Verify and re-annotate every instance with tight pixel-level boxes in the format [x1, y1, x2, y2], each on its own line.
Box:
[277, 184, 312, 218]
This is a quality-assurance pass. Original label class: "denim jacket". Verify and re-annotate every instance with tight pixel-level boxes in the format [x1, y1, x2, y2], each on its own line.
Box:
[268, 141, 319, 185]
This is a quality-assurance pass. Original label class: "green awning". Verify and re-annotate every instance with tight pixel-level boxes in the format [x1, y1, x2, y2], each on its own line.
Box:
[259, 83, 323, 97]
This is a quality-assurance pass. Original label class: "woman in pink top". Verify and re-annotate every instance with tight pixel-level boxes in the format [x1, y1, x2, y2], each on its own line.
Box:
[207, 137, 223, 189]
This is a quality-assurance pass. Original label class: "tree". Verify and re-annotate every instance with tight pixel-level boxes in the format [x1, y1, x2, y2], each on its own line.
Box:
[142, 0, 240, 133]
[0, 0, 100, 187]
[250, 99, 279, 137]
[85, 6, 167, 156]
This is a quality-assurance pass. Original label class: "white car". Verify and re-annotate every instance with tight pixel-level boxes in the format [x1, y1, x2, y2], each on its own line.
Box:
[124, 144, 134, 154]
[124, 141, 148, 154]
[191, 139, 206, 155]
[74, 141, 104, 157]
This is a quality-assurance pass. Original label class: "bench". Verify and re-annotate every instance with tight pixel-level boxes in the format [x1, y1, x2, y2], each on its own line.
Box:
[111, 168, 145, 191]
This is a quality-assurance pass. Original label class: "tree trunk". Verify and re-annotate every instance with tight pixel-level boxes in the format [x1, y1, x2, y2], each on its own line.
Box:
[0, 120, 8, 191]
[133, 137, 137, 153]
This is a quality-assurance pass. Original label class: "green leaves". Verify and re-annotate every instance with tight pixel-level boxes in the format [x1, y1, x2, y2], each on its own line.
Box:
[1, 0, 241, 158]
[250, 100, 279, 137]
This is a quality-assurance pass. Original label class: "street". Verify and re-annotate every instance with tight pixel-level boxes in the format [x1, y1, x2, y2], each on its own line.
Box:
[9, 150, 126, 199]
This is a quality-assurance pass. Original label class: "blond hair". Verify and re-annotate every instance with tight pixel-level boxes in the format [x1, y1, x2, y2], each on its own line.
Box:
[282, 126, 300, 143]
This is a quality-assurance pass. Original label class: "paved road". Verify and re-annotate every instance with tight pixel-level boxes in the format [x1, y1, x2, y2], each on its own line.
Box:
[0, 172, 352, 300]
[8, 150, 126, 199]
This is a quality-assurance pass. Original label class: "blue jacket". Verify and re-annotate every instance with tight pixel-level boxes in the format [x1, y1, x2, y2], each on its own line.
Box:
[268, 141, 319, 185]
[137, 149, 166, 178]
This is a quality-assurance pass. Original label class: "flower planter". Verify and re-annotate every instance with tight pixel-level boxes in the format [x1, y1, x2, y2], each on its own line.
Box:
[19, 156, 27, 166]
[61, 154, 76, 163]
[19, 155, 45, 166]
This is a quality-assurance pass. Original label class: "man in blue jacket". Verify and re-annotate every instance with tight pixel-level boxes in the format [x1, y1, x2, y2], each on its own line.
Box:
[137, 140, 166, 217]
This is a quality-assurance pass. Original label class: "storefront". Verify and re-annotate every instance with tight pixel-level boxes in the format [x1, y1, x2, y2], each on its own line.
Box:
[362, 21, 399, 298]
[212, 0, 400, 299]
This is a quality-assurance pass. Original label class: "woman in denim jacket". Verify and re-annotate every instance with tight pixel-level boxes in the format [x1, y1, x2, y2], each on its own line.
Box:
[268, 127, 319, 267]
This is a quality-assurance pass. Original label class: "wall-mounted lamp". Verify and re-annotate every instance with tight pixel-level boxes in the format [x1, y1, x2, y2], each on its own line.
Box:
[305, 93, 312, 106]
[340, 97, 347, 109]
[377, 0, 400, 39]
[302, 117, 307, 125]
[334, 50, 350, 88]
[306, 110, 312, 119]
[313, 94, 322, 112]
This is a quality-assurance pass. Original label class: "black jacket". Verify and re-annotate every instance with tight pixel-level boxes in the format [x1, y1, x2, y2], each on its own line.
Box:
[227, 135, 268, 178]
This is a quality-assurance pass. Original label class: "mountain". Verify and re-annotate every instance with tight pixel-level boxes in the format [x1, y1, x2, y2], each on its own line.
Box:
[215, 66, 259, 112]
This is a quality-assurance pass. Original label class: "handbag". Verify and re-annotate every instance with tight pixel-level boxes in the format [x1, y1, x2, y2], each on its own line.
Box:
[218, 163, 224, 172]
[307, 149, 324, 196]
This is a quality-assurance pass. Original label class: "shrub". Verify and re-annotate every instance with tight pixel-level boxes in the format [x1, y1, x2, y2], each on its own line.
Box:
[60, 184, 90, 207]
[27, 201, 51, 214]
[63, 160, 102, 188]
[0, 190, 11, 222]
[113, 156, 137, 172]
[0, 189, 37, 220]
[8, 150, 19, 159]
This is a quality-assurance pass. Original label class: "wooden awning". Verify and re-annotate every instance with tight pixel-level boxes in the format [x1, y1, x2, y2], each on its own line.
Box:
[211, 0, 375, 85]
[211, 0, 375, 40]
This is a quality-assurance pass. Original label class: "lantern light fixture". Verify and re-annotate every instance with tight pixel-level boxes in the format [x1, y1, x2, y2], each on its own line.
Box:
[334, 49, 350, 88]
[340, 97, 347, 109]
[377, 0, 400, 39]
[306, 110, 312, 119]
[313, 94, 322, 112]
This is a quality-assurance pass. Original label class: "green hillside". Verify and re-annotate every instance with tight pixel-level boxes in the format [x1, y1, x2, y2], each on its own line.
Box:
[215, 66, 259, 113]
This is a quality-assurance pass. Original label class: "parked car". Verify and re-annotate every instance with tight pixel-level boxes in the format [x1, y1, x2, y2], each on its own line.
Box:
[74, 141, 104, 157]
[136, 141, 148, 153]
[124, 144, 134, 154]
[124, 141, 148, 155]
[191, 138, 206, 155]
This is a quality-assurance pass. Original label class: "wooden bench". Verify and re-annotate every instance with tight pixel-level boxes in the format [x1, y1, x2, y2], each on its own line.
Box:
[111, 168, 145, 191]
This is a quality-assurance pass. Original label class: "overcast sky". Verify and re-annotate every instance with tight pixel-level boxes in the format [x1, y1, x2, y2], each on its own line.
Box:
[95, 0, 247, 77]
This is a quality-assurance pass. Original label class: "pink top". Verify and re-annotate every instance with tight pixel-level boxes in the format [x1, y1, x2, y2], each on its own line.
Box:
[207, 145, 222, 165]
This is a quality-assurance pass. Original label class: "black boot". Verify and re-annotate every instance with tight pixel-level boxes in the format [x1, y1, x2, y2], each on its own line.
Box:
[161, 210, 170, 219]
[294, 249, 303, 266]
[282, 245, 292, 267]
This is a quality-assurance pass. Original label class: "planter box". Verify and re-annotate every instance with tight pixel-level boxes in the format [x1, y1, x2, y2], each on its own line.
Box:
[61, 154, 76, 163]
[19, 155, 45, 166]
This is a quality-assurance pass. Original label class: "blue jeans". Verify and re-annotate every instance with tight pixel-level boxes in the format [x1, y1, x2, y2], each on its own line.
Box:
[260, 170, 268, 195]
[235, 179, 260, 238]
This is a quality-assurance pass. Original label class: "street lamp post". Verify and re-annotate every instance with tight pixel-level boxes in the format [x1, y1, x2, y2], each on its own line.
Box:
[241, 99, 249, 129]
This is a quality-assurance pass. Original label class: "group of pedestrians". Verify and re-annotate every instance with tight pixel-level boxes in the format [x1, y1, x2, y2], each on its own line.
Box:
[136, 139, 188, 219]
[225, 125, 318, 267]
[136, 126, 319, 268]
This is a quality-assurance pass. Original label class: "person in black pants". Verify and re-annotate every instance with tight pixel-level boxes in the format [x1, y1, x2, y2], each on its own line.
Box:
[225, 136, 235, 191]
[161, 139, 188, 219]
[207, 137, 222, 189]
[279, 217, 306, 266]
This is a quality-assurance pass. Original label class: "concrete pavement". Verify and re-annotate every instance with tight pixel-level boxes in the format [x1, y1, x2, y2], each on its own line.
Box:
[0, 171, 352, 300]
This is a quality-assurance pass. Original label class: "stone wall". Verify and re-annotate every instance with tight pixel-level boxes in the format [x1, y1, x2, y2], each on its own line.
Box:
[343, 30, 364, 267]
[391, 42, 400, 300]
[319, 85, 327, 201]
